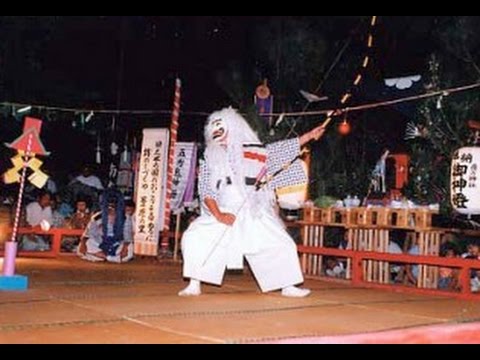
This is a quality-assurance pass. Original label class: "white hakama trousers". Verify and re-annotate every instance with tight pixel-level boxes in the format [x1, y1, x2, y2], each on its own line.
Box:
[181, 192, 304, 293]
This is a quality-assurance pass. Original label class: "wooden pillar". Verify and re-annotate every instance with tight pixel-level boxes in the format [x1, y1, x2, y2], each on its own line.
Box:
[52, 229, 62, 257]
[173, 212, 182, 262]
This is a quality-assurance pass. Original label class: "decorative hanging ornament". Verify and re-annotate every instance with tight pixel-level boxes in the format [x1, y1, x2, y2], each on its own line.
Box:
[3, 117, 50, 189]
[274, 114, 286, 128]
[122, 133, 129, 163]
[96, 135, 102, 165]
[436, 95, 444, 110]
[255, 80, 271, 100]
[338, 119, 352, 136]
[80, 113, 86, 130]
[85, 111, 94, 123]
[111, 142, 119, 156]
[405, 122, 429, 141]
[110, 116, 118, 156]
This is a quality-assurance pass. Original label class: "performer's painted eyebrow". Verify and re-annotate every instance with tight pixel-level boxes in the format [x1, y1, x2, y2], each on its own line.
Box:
[212, 119, 223, 126]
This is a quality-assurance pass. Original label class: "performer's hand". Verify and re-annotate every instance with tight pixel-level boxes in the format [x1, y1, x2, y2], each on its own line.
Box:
[300, 125, 326, 146]
[217, 213, 237, 226]
[311, 125, 326, 141]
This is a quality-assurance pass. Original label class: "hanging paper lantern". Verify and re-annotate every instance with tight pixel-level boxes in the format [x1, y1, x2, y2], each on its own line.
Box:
[451, 147, 480, 215]
[338, 120, 352, 136]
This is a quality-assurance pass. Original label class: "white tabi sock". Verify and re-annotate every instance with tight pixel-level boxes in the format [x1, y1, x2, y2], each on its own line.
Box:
[281, 286, 311, 298]
[178, 279, 202, 297]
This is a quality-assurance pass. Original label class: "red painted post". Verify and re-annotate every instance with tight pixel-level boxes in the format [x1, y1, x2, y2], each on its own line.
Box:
[459, 267, 471, 298]
[352, 253, 363, 286]
[51, 229, 62, 257]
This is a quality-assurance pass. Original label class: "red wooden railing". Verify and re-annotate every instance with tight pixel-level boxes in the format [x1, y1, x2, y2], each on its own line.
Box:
[0, 228, 84, 258]
[298, 245, 480, 300]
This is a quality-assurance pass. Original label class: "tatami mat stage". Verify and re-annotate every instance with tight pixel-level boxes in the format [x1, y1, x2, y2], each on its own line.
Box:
[1, 257, 479, 344]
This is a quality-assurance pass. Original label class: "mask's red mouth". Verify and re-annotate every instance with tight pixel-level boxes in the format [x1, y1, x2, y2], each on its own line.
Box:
[213, 128, 225, 140]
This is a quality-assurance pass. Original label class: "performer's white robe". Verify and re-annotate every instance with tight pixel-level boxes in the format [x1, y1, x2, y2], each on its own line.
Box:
[182, 139, 307, 292]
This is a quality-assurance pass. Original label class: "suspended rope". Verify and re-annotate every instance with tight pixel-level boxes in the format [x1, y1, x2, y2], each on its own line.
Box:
[2, 82, 479, 121]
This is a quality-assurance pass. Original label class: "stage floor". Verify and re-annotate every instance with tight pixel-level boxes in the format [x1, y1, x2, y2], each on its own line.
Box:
[0, 257, 479, 344]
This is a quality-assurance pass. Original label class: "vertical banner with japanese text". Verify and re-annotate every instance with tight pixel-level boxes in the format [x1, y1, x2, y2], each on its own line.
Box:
[451, 147, 480, 215]
[134, 129, 170, 256]
[171, 143, 197, 212]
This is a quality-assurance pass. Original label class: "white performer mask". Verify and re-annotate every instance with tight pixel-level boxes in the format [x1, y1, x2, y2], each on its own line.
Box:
[207, 117, 229, 147]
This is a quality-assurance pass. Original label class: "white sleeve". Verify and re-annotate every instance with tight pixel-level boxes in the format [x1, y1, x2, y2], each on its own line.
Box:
[94, 177, 104, 190]
[25, 203, 36, 226]
[198, 160, 218, 202]
[266, 138, 307, 190]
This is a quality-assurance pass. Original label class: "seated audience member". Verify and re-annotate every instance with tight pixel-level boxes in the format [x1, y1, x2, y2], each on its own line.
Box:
[388, 240, 404, 283]
[68, 198, 92, 230]
[438, 248, 459, 291]
[71, 165, 104, 192]
[78, 190, 133, 263]
[69, 165, 104, 211]
[462, 243, 480, 292]
[62, 198, 92, 252]
[325, 258, 346, 279]
[50, 195, 66, 228]
[21, 191, 52, 251]
[405, 243, 420, 286]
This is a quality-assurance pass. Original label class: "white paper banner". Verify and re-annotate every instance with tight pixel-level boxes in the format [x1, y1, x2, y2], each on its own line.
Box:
[134, 129, 170, 256]
[171, 143, 197, 212]
[451, 147, 480, 215]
